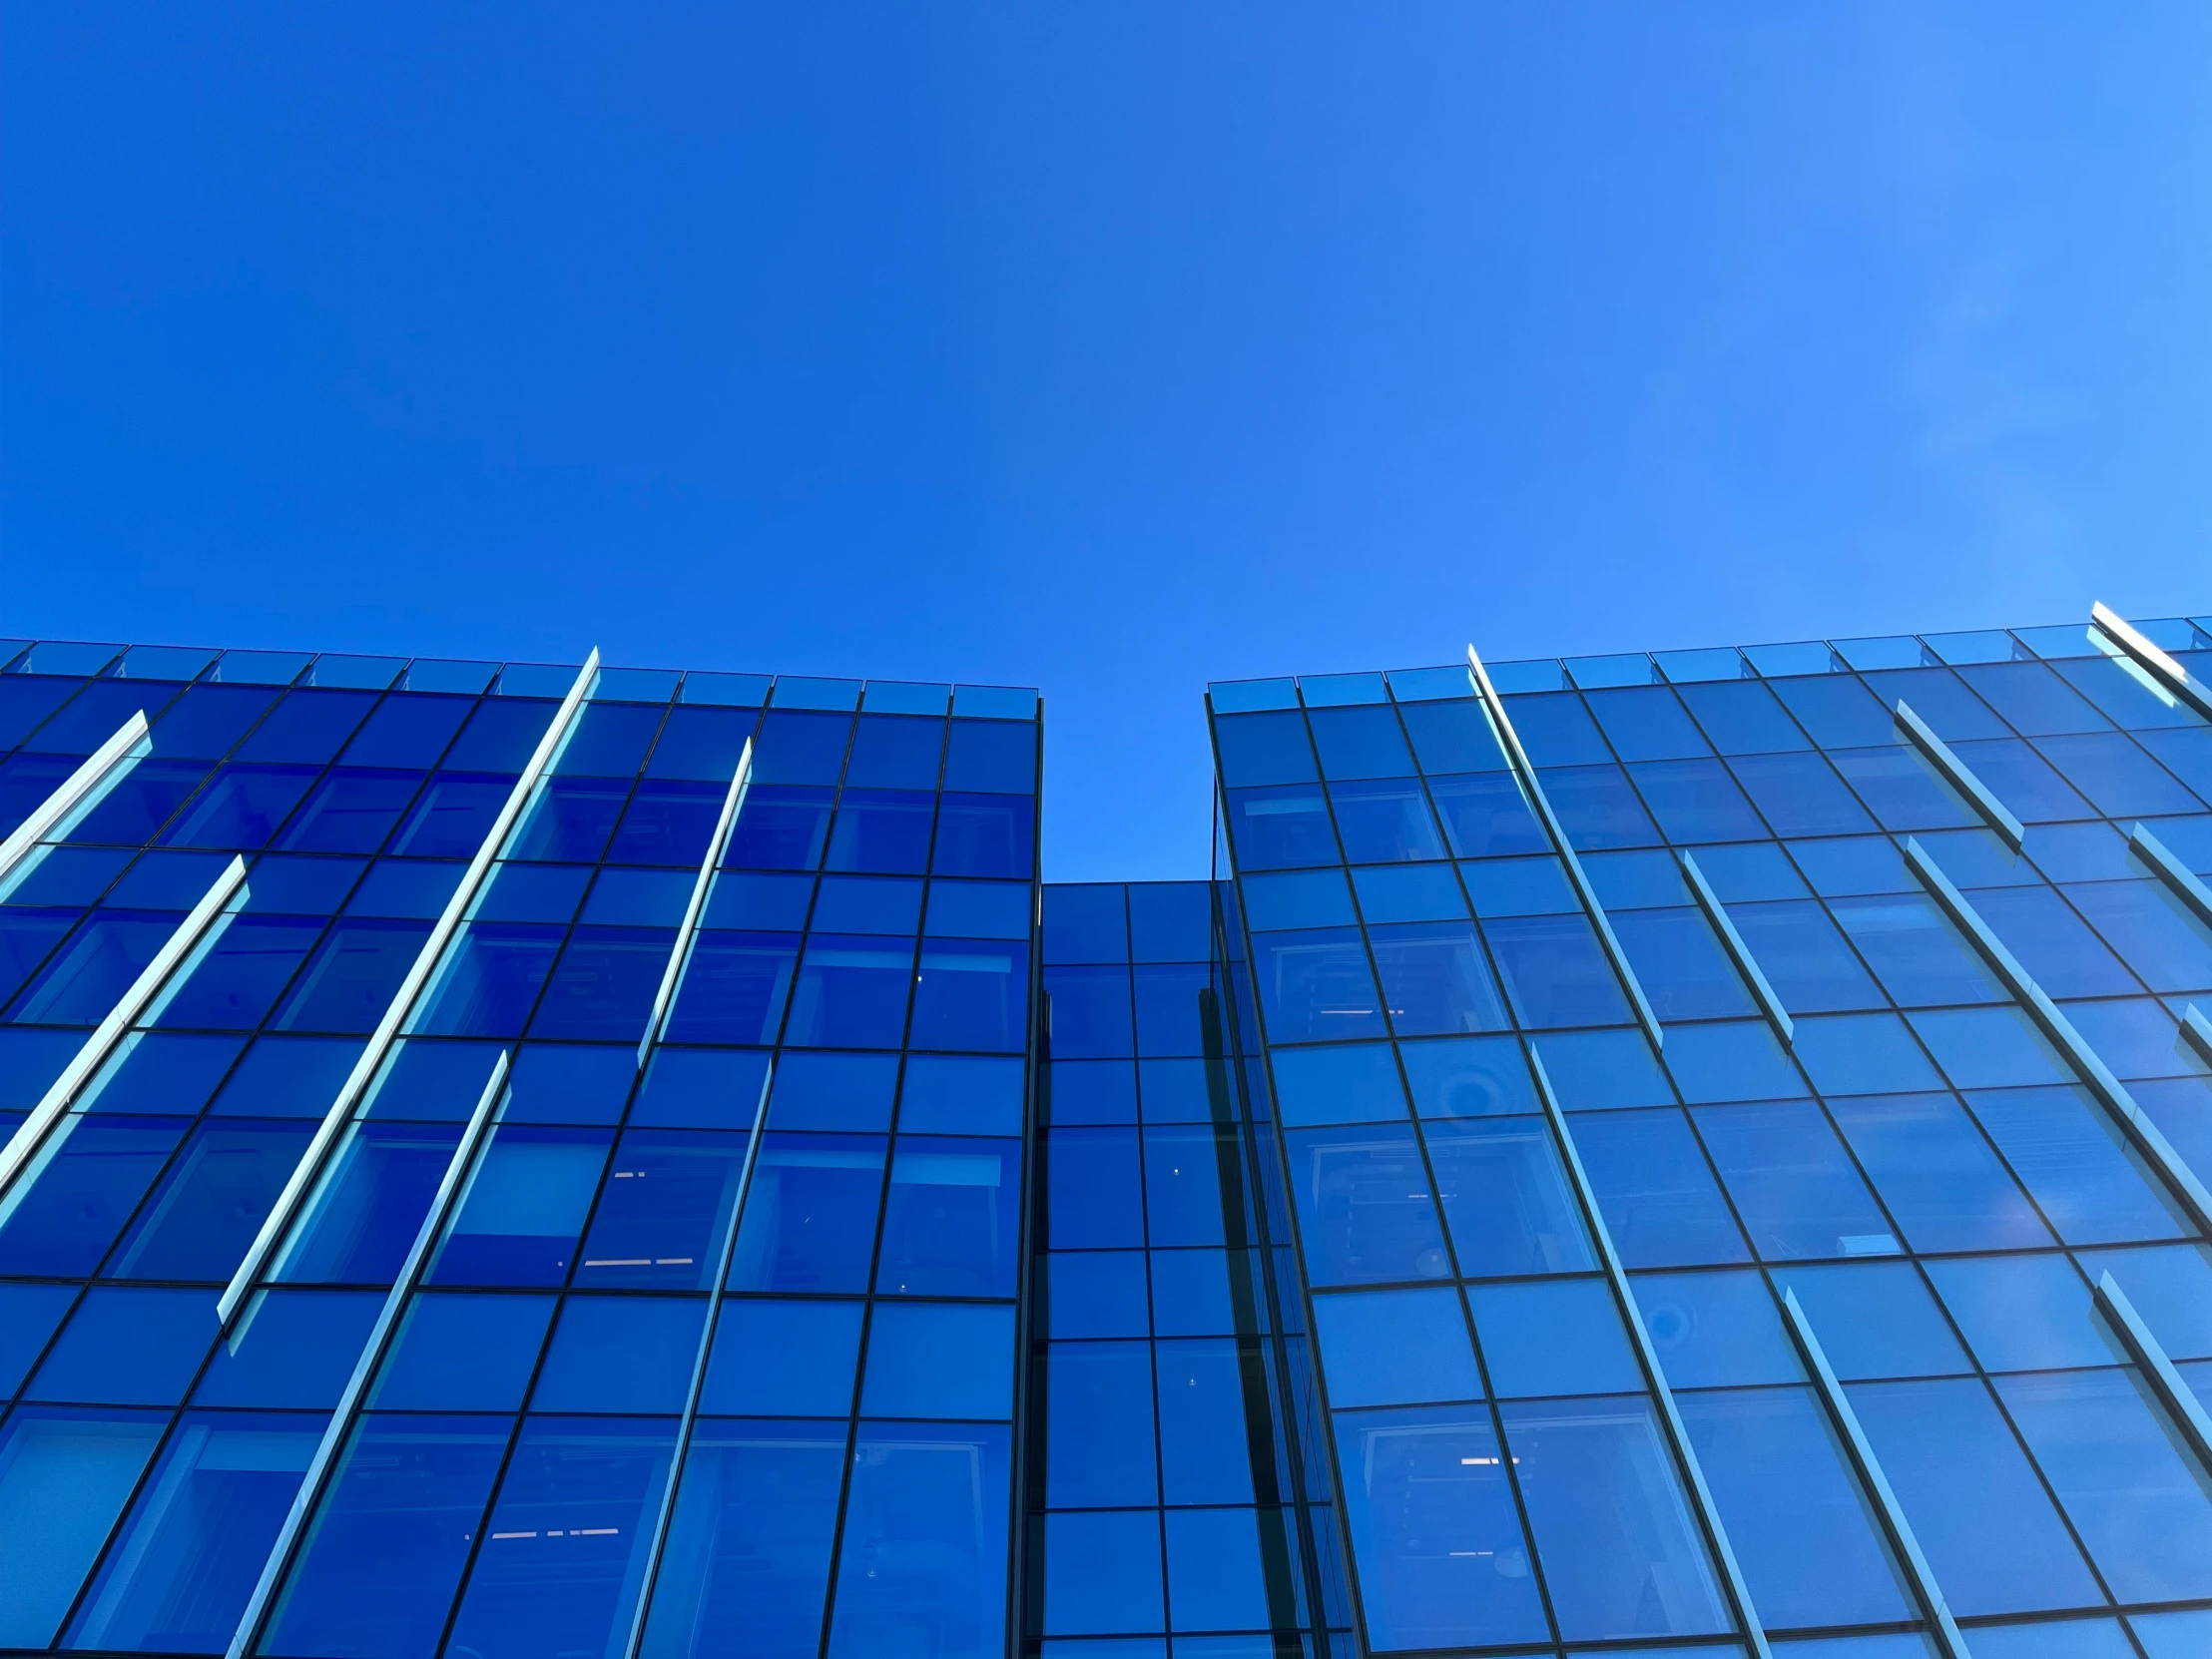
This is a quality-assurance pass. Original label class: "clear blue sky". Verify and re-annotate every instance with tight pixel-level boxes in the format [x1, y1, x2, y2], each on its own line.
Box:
[4, 5, 2208, 879]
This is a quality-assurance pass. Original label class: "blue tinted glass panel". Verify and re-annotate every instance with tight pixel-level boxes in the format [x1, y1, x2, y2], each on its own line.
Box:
[372, 1293, 555, 1412]
[640, 1421, 844, 1659]
[824, 1421, 1009, 1658]
[1497, 1393, 1729, 1641]
[1678, 1384, 1911, 1628]
[1333, 1404, 1545, 1650]
[263, 1413, 510, 1659]
[443, 1417, 677, 1659]
[726, 1134, 886, 1293]
[67, 1409, 324, 1654]
[1569, 1108, 1749, 1268]
[1282, 1123, 1449, 1286]
[105, 1118, 318, 1281]
[698, 1299, 863, 1416]
[1426, 1115, 1594, 1277]
[0, 1116, 187, 1277]
[1846, 1378, 2102, 1615]
[0, 1406, 167, 1648]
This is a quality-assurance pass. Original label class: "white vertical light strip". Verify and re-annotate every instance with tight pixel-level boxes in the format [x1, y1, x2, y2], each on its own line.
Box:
[2090, 601, 2212, 723]
[2129, 822, 2212, 929]
[1465, 645, 1665, 1047]
[224, 1052, 512, 1659]
[1905, 835, 2212, 1236]
[1529, 1052, 1774, 1659]
[1892, 700, 2024, 849]
[2094, 1272, 2212, 1476]
[0, 711, 152, 889]
[1679, 851, 1794, 1044]
[636, 736, 754, 1064]
[218, 650, 601, 1327]
[1780, 1291, 1969, 1659]
[0, 854, 248, 1200]
[618, 1058, 778, 1659]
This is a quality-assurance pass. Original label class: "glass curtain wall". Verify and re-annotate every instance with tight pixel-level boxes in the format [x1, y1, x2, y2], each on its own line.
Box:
[1028, 878, 1331, 1658]
[1207, 617, 2212, 1659]
[0, 642, 1042, 1659]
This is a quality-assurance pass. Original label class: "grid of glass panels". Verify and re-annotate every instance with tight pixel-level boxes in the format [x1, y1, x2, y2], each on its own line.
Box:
[0, 649, 1041, 1659]
[1208, 616, 2212, 1659]
[1030, 880, 1332, 1658]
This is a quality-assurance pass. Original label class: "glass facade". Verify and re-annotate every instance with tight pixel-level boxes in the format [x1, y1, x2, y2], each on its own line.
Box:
[0, 611, 2209, 1659]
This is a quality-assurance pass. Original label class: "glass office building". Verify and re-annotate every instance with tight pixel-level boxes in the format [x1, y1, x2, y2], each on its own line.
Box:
[1, 608, 2211, 1659]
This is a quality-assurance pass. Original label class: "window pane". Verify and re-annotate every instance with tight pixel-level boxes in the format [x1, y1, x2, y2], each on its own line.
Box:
[1845, 1378, 2101, 1616]
[823, 1421, 1010, 1658]
[1040, 1342, 1157, 1506]
[1693, 1101, 1898, 1260]
[1570, 1108, 1749, 1268]
[1677, 1385, 1911, 1629]
[1283, 1123, 1451, 1286]
[68, 1410, 325, 1654]
[639, 1421, 844, 1659]
[442, 1418, 678, 1659]
[1333, 1405, 1546, 1651]
[0, 1406, 167, 1648]
[1424, 1115, 1594, 1277]
[2008, 1363, 2212, 1610]
[1826, 1092, 2051, 1253]
[1496, 1394, 1730, 1642]
[263, 1413, 511, 1659]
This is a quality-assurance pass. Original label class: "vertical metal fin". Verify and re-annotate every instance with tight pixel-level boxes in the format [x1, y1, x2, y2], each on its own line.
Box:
[2090, 601, 2212, 723]
[2128, 822, 2212, 929]
[1893, 700, 2023, 848]
[1530, 1052, 1773, 1658]
[1680, 850, 1794, 1043]
[1905, 834, 2212, 1236]
[2182, 1004, 2212, 1069]
[0, 710, 152, 886]
[637, 736, 753, 1063]
[2094, 1271, 2212, 1476]
[1467, 645, 1665, 1048]
[1780, 1291, 1969, 1659]
[224, 1050, 513, 1659]
[0, 854, 249, 1199]
[617, 1060, 778, 1659]
[219, 651, 601, 1327]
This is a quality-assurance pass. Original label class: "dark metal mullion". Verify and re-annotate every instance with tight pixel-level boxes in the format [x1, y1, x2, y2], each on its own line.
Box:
[1002, 709, 1047, 1657]
[1527, 1051, 1776, 1657]
[485, 700, 682, 1056]
[616, 1058, 779, 1659]
[1204, 890, 1334, 1649]
[1374, 698, 1614, 1648]
[547, 700, 772, 1298]
[1469, 650, 1664, 1048]
[1764, 1233, 2132, 1618]
[1196, 979, 1308, 1640]
[244, 1053, 515, 1659]
[407, 695, 725, 1658]
[1117, 891, 1177, 1644]
[1207, 693, 1573, 1655]
[1196, 698, 1388, 1654]
[811, 696, 954, 1659]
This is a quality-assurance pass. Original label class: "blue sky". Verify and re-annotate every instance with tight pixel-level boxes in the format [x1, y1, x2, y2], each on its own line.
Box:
[4, 5, 2208, 879]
